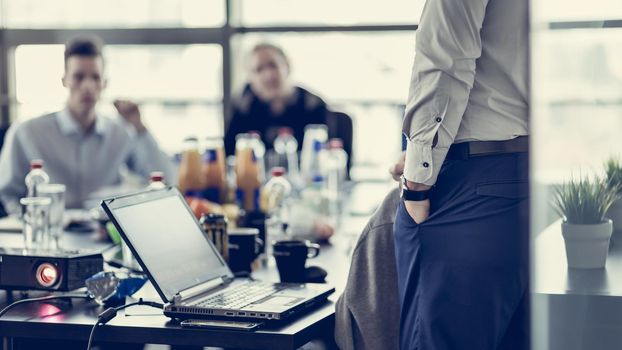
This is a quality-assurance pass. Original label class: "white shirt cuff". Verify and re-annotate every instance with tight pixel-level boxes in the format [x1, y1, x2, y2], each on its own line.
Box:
[403, 138, 449, 186]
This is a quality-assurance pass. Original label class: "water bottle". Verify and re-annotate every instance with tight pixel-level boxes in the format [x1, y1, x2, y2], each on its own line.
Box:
[321, 139, 348, 226]
[303, 175, 328, 214]
[25, 159, 50, 197]
[304, 139, 325, 185]
[322, 138, 348, 197]
[300, 124, 328, 184]
[147, 171, 167, 190]
[262, 167, 293, 258]
[261, 167, 292, 213]
[272, 127, 300, 182]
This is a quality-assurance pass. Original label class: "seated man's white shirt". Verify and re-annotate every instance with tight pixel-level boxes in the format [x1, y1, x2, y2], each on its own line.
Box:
[0, 109, 174, 214]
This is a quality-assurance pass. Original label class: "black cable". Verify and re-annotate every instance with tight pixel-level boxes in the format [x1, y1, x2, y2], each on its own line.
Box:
[86, 298, 163, 350]
[0, 293, 91, 318]
[0, 292, 163, 350]
[86, 321, 101, 350]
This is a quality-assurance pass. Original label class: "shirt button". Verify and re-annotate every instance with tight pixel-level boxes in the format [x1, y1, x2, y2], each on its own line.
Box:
[435, 117, 442, 122]
[422, 162, 429, 168]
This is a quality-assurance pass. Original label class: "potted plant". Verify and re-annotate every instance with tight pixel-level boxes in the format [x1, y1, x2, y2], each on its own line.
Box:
[553, 175, 619, 269]
[605, 158, 622, 234]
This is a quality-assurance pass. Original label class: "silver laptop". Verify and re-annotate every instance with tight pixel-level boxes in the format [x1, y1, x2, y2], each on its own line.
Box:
[101, 187, 334, 321]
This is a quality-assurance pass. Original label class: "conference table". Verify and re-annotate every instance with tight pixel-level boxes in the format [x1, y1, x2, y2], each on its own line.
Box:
[0, 183, 389, 350]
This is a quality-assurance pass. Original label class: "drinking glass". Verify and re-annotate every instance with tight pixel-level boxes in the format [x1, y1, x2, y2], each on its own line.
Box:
[37, 184, 66, 249]
[20, 197, 52, 249]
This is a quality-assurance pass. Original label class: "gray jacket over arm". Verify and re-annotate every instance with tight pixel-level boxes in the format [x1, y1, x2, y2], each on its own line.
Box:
[335, 188, 400, 350]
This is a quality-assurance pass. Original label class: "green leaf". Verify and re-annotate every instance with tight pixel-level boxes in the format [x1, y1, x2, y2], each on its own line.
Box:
[605, 157, 622, 192]
[552, 174, 620, 226]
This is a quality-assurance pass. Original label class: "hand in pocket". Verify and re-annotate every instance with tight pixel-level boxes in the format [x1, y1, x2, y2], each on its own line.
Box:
[404, 199, 430, 224]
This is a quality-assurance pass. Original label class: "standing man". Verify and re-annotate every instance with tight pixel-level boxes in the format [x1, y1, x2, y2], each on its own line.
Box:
[0, 37, 174, 214]
[394, 0, 529, 349]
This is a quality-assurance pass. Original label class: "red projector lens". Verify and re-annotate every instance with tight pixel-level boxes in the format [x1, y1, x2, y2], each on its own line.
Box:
[35, 263, 59, 287]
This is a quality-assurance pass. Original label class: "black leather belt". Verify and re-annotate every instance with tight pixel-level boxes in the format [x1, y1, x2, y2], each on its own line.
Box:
[445, 136, 529, 160]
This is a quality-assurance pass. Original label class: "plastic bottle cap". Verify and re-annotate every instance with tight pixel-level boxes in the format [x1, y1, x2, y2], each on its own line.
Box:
[150, 171, 164, 182]
[329, 138, 343, 149]
[278, 127, 293, 136]
[270, 167, 286, 177]
[312, 175, 324, 183]
[30, 159, 44, 169]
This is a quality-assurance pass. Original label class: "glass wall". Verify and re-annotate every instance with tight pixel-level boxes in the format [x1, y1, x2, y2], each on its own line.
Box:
[0, 0, 421, 178]
[1, 0, 224, 28]
[238, 0, 423, 26]
[531, 1, 622, 349]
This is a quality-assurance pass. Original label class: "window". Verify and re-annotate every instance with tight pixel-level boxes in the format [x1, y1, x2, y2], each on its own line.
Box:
[233, 32, 415, 103]
[13, 45, 66, 120]
[531, 3, 622, 350]
[1, 0, 224, 28]
[238, 0, 424, 26]
[3, 0, 420, 180]
[14, 44, 223, 153]
[531, 28, 622, 183]
[532, 0, 622, 22]
[233, 32, 414, 174]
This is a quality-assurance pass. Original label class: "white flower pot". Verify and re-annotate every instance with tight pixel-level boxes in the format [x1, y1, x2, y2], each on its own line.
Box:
[561, 220, 613, 269]
[606, 198, 622, 233]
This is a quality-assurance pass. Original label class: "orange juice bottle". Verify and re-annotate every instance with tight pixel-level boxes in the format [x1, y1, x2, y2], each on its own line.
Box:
[202, 137, 226, 203]
[235, 133, 262, 212]
[178, 137, 205, 197]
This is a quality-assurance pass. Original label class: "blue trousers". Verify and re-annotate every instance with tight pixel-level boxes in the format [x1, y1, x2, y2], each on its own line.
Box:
[394, 153, 529, 350]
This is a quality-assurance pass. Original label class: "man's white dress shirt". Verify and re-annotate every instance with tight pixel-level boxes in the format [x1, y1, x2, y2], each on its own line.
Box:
[403, 0, 529, 186]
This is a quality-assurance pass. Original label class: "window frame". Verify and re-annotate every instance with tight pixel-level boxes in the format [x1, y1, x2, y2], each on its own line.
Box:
[0, 1, 619, 127]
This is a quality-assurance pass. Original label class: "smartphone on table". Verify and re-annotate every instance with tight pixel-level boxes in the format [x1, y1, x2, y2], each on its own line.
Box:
[180, 319, 262, 331]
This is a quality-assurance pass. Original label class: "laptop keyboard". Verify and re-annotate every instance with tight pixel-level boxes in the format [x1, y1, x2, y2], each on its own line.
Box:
[192, 281, 281, 309]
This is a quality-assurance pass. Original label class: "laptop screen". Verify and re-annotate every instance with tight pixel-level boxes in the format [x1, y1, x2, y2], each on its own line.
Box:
[105, 189, 230, 302]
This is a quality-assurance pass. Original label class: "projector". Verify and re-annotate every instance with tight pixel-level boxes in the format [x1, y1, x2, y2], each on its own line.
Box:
[0, 248, 103, 291]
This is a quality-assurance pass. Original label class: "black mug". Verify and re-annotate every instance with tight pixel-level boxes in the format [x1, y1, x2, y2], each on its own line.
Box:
[239, 211, 267, 254]
[273, 240, 320, 283]
[228, 228, 263, 274]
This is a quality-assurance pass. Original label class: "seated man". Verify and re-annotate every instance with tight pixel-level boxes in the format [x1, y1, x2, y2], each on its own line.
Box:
[0, 37, 173, 215]
[335, 187, 400, 350]
[224, 42, 330, 155]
